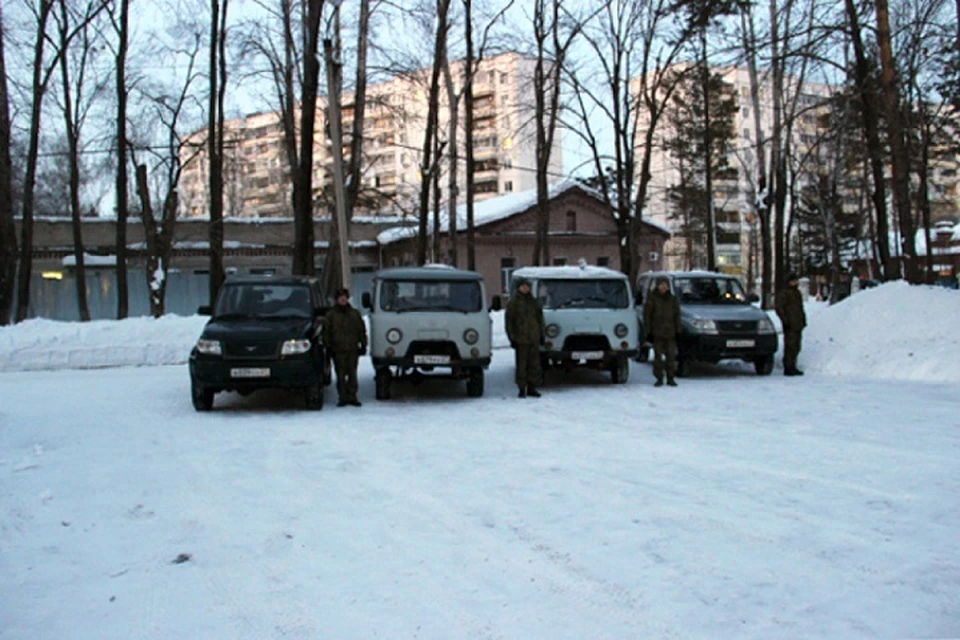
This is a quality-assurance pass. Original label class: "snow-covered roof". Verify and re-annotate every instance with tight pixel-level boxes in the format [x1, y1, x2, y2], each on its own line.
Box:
[377, 180, 668, 245]
[512, 265, 629, 280]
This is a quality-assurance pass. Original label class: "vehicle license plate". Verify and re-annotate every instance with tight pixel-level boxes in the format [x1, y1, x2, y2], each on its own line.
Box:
[414, 355, 450, 365]
[230, 367, 270, 378]
[726, 339, 755, 348]
[571, 351, 604, 360]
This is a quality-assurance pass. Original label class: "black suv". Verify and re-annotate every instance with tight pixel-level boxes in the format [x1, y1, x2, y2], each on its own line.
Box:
[636, 271, 778, 376]
[189, 275, 332, 411]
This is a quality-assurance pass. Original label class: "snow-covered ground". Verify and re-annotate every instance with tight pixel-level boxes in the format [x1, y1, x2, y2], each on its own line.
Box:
[0, 282, 958, 639]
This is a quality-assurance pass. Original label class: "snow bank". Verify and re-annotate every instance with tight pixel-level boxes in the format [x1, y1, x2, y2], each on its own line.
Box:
[0, 281, 957, 382]
[803, 280, 960, 382]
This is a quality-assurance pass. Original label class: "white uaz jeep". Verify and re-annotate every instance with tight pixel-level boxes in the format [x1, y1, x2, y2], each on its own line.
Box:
[510, 265, 637, 384]
[362, 266, 497, 399]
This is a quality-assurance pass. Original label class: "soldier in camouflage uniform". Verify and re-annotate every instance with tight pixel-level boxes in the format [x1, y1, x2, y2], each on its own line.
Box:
[643, 276, 681, 386]
[506, 278, 545, 398]
[775, 273, 806, 376]
[323, 288, 368, 406]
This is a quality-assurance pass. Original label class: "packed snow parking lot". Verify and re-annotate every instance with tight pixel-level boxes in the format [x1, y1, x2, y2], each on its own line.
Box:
[0, 281, 958, 639]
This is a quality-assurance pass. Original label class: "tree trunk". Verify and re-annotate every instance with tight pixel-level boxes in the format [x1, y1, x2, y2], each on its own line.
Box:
[875, 0, 917, 282]
[845, 0, 893, 281]
[115, 0, 130, 319]
[464, 0, 477, 270]
[57, 0, 91, 322]
[0, 11, 17, 325]
[207, 0, 226, 304]
[442, 51, 459, 268]
[16, 0, 55, 323]
[293, 0, 322, 277]
[417, 0, 451, 266]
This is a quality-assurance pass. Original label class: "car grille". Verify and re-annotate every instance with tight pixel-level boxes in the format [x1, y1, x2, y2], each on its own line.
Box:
[562, 335, 611, 351]
[224, 341, 279, 359]
[405, 340, 461, 359]
[716, 320, 758, 334]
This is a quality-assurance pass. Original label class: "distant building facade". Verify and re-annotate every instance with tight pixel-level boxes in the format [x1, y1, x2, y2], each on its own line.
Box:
[179, 51, 562, 221]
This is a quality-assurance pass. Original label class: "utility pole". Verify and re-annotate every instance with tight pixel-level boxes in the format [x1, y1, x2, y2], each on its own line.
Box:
[323, 0, 351, 292]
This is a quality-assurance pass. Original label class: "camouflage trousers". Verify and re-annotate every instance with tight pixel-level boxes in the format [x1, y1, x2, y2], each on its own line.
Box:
[652, 336, 677, 381]
[514, 343, 542, 389]
[332, 350, 360, 402]
[783, 329, 803, 370]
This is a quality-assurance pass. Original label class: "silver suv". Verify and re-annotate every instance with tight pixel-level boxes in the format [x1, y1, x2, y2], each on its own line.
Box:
[510, 265, 638, 384]
[635, 270, 777, 376]
[362, 266, 497, 399]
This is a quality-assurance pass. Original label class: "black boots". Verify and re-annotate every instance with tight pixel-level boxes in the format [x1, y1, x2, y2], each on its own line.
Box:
[784, 367, 804, 376]
[518, 386, 541, 398]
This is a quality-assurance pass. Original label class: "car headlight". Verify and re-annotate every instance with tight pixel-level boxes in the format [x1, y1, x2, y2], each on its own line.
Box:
[196, 339, 222, 355]
[545, 323, 560, 338]
[689, 318, 718, 334]
[463, 328, 479, 344]
[281, 339, 311, 355]
[386, 328, 403, 344]
[757, 317, 775, 334]
[614, 323, 629, 338]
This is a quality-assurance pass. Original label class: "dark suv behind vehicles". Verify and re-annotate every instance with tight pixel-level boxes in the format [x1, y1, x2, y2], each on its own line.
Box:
[636, 271, 778, 376]
[188, 275, 331, 411]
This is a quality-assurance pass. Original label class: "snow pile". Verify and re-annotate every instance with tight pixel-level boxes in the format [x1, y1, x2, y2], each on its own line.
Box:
[803, 280, 960, 382]
[0, 315, 206, 372]
[0, 281, 957, 382]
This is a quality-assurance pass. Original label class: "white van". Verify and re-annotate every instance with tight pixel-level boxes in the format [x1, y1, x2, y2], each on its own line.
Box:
[510, 265, 637, 384]
[362, 266, 498, 399]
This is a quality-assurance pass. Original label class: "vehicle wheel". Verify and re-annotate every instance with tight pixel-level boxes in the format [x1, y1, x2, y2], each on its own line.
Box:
[611, 356, 630, 384]
[635, 344, 649, 363]
[754, 355, 774, 376]
[466, 367, 484, 397]
[304, 382, 324, 409]
[323, 356, 333, 386]
[676, 357, 691, 378]
[375, 367, 392, 401]
[191, 380, 214, 412]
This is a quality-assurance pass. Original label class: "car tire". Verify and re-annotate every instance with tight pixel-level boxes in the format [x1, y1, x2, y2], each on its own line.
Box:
[323, 355, 333, 386]
[754, 355, 774, 376]
[611, 356, 629, 384]
[466, 367, 484, 397]
[635, 344, 649, 363]
[375, 367, 392, 401]
[304, 381, 324, 409]
[191, 380, 214, 412]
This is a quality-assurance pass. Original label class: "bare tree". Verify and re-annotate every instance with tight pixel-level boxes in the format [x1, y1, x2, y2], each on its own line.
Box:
[15, 0, 55, 322]
[0, 9, 17, 325]
[416, 0, 452, 265]
[110, 0, 131, 318]
[292, 0, 323, 276]
[207, 0, 229, 305]
[130, 22, 205, 317]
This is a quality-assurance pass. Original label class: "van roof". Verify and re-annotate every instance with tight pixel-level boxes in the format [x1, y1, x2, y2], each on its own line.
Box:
[376, 266, 484, 282]
[512, 265, 628, 280]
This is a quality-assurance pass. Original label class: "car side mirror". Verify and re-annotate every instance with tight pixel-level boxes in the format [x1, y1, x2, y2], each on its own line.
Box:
[747, 293, 760, 303]
[197, 305, 212, 316]
[490, 295, 502, 312]
[361, 292, 372, 309]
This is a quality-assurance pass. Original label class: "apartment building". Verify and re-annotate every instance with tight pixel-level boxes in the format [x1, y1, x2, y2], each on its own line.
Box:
[179, 51, 562, 220]
[635, 64, 960, 275]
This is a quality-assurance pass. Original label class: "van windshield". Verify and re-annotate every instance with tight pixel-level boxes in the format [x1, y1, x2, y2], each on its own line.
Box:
[674, 277, 747, 304]
[536, 279, 629, 309]
[379, 279, 482, 313]
[215, 284, 313, 318]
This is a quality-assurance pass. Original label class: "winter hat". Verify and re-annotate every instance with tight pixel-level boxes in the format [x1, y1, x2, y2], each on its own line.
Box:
[515, 278, 531, 288]
[655, 276, 670, 286]
[335, 287, 350, 299]
[787, 273, 799, 282]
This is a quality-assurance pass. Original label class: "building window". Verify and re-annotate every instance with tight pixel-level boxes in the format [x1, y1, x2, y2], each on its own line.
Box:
[500, 72, 509, 84]
[553, 257, 568, 266]
[503, 158, 513, 169]
[597, 256, 610, 267]
[504, 181, 513, 192]
[742, 128, 751, 140]
[501, 257, 517, 293]
[565, 210, 577, 232]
